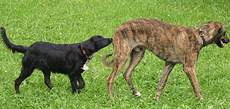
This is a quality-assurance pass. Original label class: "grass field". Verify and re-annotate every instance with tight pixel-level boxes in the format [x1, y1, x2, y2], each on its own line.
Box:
[0, 0, 230, 108]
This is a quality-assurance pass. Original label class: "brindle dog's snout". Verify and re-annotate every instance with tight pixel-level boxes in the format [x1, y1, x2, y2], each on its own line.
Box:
[221, 38, 230, 43]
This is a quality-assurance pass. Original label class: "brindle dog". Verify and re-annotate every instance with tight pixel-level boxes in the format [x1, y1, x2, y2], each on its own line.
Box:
[103, 19, 229, 100]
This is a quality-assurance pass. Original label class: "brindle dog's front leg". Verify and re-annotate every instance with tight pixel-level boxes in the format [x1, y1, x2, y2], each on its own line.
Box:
[183, 64, 203, 100]
[155, 62, 175, 100]
[124, 48, 145, 97]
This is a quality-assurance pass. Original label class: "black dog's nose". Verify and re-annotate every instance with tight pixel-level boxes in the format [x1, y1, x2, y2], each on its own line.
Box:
[108, 38, 112, 42]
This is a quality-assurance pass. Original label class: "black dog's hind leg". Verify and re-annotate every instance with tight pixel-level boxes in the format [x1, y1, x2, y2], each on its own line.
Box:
[42, 70, 53, 90]
[15, 66, 34, 93]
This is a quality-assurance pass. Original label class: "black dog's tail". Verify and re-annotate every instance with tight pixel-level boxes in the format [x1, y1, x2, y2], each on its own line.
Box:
[0, 27, 28, 53]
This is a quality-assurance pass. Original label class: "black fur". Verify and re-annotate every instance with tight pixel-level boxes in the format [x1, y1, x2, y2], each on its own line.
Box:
[0, 27, 112, 93]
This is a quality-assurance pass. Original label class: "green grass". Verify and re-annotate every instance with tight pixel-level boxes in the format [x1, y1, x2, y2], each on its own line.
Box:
[0, 0, 230, 108]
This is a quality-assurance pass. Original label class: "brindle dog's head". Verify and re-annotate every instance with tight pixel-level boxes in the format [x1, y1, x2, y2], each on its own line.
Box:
[198, 22, 229, 48]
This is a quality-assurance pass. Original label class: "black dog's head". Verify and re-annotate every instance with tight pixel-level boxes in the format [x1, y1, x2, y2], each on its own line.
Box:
[81, 35, 112, 55]
[90, 35, 112, 50]
[198, 22, 229, 48]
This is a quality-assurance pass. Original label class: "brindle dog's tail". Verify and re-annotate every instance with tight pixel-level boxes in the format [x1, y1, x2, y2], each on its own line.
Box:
[0, 27, 28, 53]
[102, 53, 114, 67]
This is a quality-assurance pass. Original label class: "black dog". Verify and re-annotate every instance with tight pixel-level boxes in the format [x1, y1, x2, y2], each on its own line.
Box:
[0, 27, 112, 93]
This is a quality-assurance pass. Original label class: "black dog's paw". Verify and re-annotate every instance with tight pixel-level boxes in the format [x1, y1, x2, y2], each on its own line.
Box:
[72, 89, 81, 94]
[77, 90, 81, 94]
[15, 90, 20, 94]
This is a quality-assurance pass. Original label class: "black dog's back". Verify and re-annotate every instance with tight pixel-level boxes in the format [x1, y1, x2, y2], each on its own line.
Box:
[27, 42, 85, 74]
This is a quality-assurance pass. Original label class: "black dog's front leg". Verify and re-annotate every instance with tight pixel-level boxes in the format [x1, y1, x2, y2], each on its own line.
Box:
[77, 74, 85, 90]
[68, 74, 79, 93]
[42, 71, 53, 89]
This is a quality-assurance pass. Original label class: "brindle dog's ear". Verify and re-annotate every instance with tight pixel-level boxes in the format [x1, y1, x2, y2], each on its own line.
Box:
[216, 27, 224, 38]
[218, 28, 223, 33]
[223, 31, 227, 36]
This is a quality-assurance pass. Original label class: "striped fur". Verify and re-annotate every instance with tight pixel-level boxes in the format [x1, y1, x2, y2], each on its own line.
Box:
[104, 19, 229, 100]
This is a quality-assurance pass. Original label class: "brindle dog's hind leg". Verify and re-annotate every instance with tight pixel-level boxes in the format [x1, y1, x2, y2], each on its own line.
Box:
[123, 47, 145, 97]
[155, 62, 175, 100]
[107, 43, 131, 97]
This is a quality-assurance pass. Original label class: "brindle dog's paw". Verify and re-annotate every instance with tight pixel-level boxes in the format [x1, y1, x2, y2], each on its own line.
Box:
[133, 91, 141, 97]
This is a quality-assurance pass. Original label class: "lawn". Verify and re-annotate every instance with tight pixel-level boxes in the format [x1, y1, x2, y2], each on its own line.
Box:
[0, 0, 230, 108]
